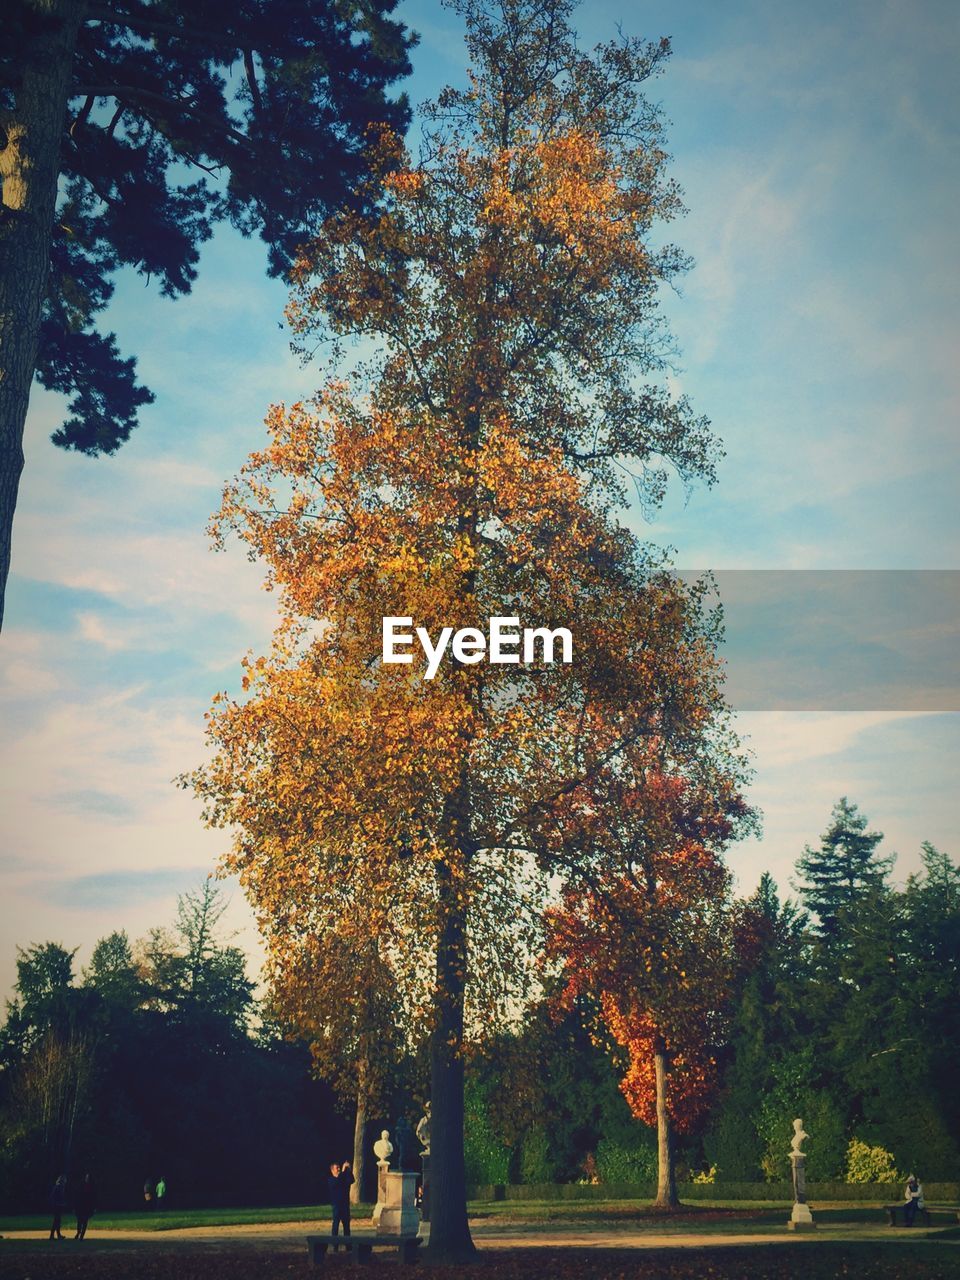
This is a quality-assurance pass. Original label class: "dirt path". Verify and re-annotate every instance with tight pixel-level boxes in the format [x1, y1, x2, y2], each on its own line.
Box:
[3, 1217, 956, 1253]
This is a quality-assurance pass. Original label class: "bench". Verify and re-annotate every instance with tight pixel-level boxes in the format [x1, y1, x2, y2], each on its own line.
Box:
[306, 1233, 421, 1265]
[883, 1203, 960, 1227]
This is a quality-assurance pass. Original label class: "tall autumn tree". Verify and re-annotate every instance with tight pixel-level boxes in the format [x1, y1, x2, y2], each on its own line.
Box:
[190, 0, 744, 1257]
[265, 901, 406, 1205]
[545, 766, 749, 1207]
[0, 0, 413, 630]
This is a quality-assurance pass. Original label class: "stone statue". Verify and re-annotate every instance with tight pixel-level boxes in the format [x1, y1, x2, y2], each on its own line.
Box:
[790, 1118, 808, 1201]
[417, 1104, 432, 1223]
[787, 1118, 815, 1230]
[374, 1129, 393, 1168]
[416, 1104, 431, 1156]
[790, 1118, 808, 1158]
[372, 1130, 393, 1229]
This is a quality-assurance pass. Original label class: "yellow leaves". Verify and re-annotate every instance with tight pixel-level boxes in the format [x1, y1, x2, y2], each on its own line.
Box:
[477, 129, 637, 268]
[384, 168, 426, 198]
[190, 39, 747, 1060]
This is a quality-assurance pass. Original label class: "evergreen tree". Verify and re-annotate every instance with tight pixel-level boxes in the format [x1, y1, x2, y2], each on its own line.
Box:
[794, 798, 893, 939]
[0, 0, 414, 627]
[84, 930, 142, 1010]
[705, 874, 807, 1181]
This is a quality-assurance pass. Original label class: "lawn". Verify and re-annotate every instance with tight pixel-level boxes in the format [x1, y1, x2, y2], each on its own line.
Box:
[4, 1197, 955, 1234]
[0, 1203, 371, 1233]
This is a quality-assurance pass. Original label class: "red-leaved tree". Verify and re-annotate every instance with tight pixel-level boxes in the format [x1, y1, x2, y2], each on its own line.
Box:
[545, 761, 751, 1207]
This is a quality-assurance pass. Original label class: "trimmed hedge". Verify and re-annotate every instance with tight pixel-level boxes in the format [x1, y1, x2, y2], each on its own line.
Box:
[467, 1181, 960, 1203]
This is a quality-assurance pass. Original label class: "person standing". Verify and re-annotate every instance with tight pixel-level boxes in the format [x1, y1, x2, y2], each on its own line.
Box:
[74, 1173, 96, 1240]
[328, 1160, 354, 1250]
[904, 1173, 925, 1226]
[327, 1163, 344, 1250]
[338, 1160, 355, 1228]
[143, 1177, 153, 1209]
[155, 1176, 167, 1213]
[49, 1174, 67, 1240]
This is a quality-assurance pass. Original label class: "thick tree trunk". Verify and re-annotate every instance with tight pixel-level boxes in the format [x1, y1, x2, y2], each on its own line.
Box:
[0, 0, 82, 631]
[425, 857, 475, 1261]
[351, 1081, 366, 1205]
[653, 1035, 678, 1209]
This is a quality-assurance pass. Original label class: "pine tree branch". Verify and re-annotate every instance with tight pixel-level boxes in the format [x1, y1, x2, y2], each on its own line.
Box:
[83, 4, 241, 52]
[73, 85, 254, 150]
[243, 49, 263, 118]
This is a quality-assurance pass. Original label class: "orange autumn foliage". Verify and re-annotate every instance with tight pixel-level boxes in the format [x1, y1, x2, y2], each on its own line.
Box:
[186, 0, 751, 1252]
[545, 768, 749, 1135]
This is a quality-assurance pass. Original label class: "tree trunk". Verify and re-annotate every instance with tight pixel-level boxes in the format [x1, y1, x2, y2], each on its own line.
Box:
[425, 857, 475, 1261]
[653, 1035, 678, 1209]
[351, 1080, 366, 1205]
[0, 0, 82, 631]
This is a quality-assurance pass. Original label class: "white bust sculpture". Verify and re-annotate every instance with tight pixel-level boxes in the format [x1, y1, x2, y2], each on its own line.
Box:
[373, 1129, 393, 1167]
[790, 1118, 808, 1157]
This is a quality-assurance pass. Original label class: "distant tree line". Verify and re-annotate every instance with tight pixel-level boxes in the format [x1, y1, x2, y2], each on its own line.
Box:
[0, 882, 354, 1212]
[3, 799, 956, 1213]
[460, 799, 960, 1188]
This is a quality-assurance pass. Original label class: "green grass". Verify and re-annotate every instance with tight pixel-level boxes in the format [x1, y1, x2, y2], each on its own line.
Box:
[3, 1195, 956, 1236]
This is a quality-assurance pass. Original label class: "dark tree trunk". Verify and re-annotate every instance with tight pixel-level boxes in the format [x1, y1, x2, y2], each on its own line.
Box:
[351, 1080, 366, 1205]
[653, 1035, 678, 1209]
[425, 857, 475, 1261]
[0, 0, 82, 631]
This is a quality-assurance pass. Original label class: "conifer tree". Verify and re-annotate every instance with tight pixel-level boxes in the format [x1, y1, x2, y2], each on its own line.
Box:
[0, 0, 413, 628]
[794, 798, 893, 938]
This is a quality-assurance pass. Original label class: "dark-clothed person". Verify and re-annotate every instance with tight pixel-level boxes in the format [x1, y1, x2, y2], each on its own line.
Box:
[49, 1175, 67, 1240]
[75, 1173, 96, 1240]
[328, 1161, 354, 1249]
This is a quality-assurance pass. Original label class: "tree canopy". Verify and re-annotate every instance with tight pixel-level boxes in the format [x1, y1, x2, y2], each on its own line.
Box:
[0, 0, 414, 627]
[190, 0, 746, 1258]
[794, 797, 893, 939]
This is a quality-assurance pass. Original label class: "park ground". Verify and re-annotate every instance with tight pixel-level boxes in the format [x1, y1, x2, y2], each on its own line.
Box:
[2, 1201, 960, 1279]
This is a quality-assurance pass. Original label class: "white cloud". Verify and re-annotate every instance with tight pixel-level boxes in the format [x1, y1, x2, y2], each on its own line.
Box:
[737, 710, 925, 770]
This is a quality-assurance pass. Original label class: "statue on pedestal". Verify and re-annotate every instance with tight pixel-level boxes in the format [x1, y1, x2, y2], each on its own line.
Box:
[372, 1130, 393, 1228]
[416, 1104, 432, 1223]
[416, 1104, 431, 1157]
[790, 1118, 808, 1203]
[379, 1121, 421, 1239]
[787, 1118, 816, 1231]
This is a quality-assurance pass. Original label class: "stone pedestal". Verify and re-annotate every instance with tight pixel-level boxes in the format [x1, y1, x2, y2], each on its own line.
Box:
[378, 1170, 420, 1237]
[420, 1154, 430, 1223]
[788, 1200, 816, 1231]
[788, 1146, 816, 1230]
[372, 1161, 389, 1228]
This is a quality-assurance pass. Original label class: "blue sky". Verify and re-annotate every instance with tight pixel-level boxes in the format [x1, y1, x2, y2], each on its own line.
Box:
[1, 0, 958, 995]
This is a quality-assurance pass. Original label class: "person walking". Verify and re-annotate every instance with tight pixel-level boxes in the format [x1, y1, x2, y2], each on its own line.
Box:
[74, 1173, 96, 1240]
[904, 1173, 925, 1226]
[49, 1174, 67, 1240]
[143, 1178, 154, 1209]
